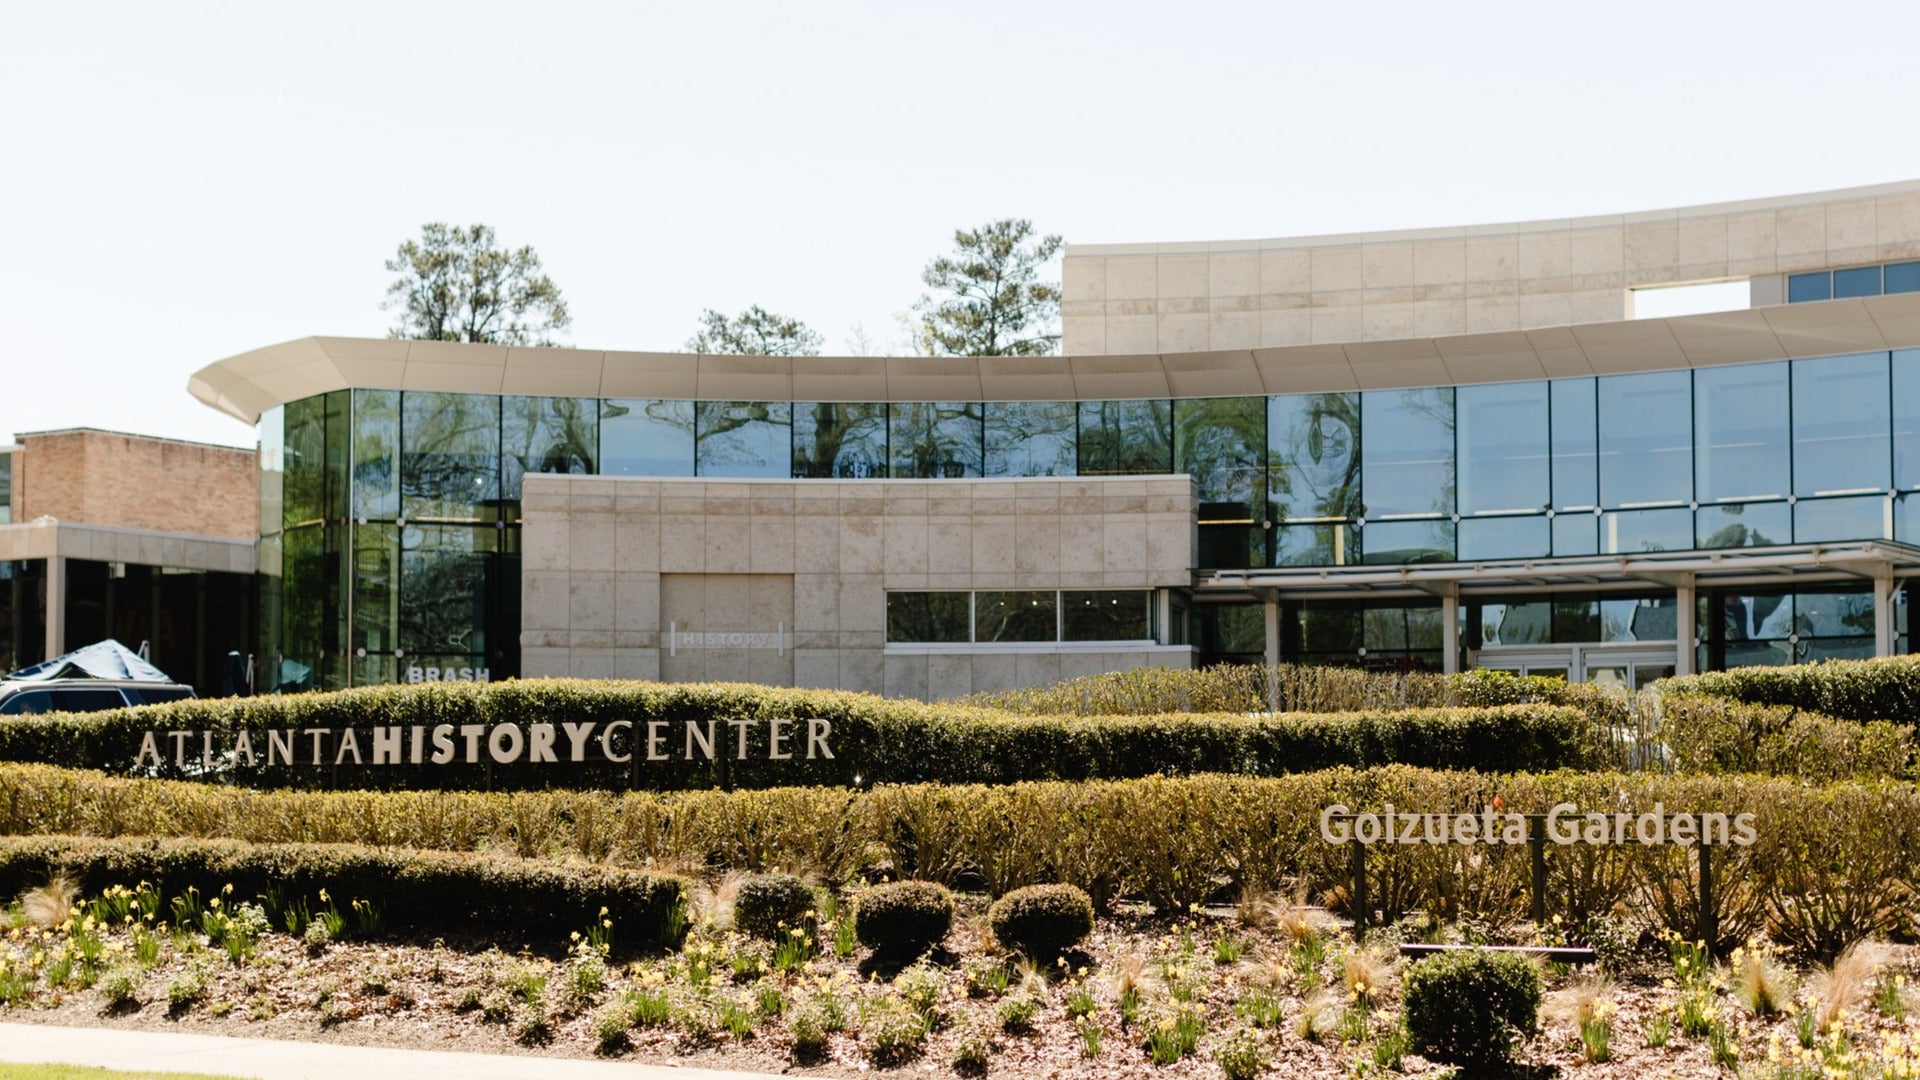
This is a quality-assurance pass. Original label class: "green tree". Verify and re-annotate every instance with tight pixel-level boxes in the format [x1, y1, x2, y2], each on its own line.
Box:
[685, 305, 823, 355]
[914, 218, 1064, 356]
[383, 223, 571, 346]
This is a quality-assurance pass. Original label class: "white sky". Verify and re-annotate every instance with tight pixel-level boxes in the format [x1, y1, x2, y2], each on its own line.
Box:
[5, 0, 1920, 449]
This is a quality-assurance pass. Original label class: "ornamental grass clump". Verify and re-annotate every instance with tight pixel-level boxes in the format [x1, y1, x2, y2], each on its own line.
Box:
[853, 880, 954, 960]
[988, 883, 1094, 960]
[1402, 948, 1542, 1069]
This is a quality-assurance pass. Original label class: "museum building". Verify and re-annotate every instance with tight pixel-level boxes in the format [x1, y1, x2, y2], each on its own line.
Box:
[175, 180, 1920, 699]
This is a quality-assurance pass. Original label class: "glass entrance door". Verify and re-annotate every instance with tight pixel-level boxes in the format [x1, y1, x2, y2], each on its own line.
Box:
[1475, 643, 1679, 687]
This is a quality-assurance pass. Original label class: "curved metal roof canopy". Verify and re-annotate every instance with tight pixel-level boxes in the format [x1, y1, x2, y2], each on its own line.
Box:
[189, 293, 1920, 426]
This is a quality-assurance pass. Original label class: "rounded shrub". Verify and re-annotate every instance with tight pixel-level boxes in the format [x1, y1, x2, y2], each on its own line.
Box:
[987, 883, 1094, 959]
[854, 881, 954, 958]
[733, 873, 814, 941]
[1402, 948, 1542, 1068]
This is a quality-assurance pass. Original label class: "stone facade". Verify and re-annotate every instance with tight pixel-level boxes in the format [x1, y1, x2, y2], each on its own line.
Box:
[519, 475, 1198, 700]
[1061, 179, 1920, 354]
[9, 429, 256, 540]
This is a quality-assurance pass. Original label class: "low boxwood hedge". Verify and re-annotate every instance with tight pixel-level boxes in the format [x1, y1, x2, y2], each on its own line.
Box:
[1660, 654, 1920, 724]
[0, 835, 688, 949]
[0, 679, 1599, 790]
[13, 761, 1918, 958]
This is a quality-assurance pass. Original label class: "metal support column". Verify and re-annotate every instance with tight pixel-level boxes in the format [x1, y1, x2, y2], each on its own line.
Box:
[1675, 575, 1696, 676]
[1876, 565, 1898, 658]
[1442, 592, 1460, 675]
[1262, 592, 1281, 669]
[43, 556, 64, 661]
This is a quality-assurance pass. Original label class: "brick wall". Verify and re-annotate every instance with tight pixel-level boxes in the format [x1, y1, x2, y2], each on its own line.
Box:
[13, 430, 257, 540]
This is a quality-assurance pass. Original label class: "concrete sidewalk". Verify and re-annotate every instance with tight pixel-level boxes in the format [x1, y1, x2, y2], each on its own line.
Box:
[0, 1023, 779, 1079]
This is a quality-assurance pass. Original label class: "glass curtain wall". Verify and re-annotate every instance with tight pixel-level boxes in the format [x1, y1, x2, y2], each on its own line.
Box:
[261, 349, 1920, 684]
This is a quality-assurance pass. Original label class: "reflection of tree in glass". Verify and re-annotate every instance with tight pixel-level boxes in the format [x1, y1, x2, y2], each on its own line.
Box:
[893, 403, 982, 478]
[1176, 398, 1264, 507]
[985, 402, 1075, 477]
[1269, 394, 1360, 522]
[693, 402, 789, 473]
[796, 403, 886, 479]
[1079, 401, 1171, 475]
[401, 543, 487, 656]
[402, 395, 499, 518]
[501, 397, 595, 499]
[352, 392, 400, 519]
[975, 593, 1055, 642]
[283, 402, 329, 526]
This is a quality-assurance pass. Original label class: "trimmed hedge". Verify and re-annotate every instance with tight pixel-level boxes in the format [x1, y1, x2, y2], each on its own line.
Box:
[1660, 654, 1920, 724]
[0, 835, 688, 949]
[14, 761, 1917, 957]
[966, 664, 1626, 724]
[1659, 694, 1914, 780]
[988, 884, 1094, 958]
[1403, 949, 1541, 1068]
[854, 880, 954, 958]
[0, 679, 1600, 790]
[733, 873, 815, 941]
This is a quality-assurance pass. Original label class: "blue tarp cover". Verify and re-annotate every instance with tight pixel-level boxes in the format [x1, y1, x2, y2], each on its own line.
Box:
[7, 640, 174, 683]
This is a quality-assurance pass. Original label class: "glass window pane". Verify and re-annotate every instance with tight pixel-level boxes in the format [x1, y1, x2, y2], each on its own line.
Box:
[1694, 362, 1788, 502]
[985, 401, 1076, 477]
[1550, 378, 1598, 511]
[1611, 597, 1676, 641]
[0, 453, 10, 525]
[1485, 602, 1550, 645]
[1062, 591, 1151, 641]
[1725, 592, 1795, 642]
[1297, 604, 1361, 654]
[502, 396, 597, 498]
[1601, 507, 1692, 553]
[1457, 515, 1549, 560]
[1793, 352, 1890, 497]
[1794, 495, 1887, 543]
[1894, 351, 1920, 489]
[1458, 381, 1548, 515]
[1363, 608, 1408, 652]
[1554, 598, 1601, 642]
[600, 399, 694, 477]
[352, 523, 398, 655]
[1360, 387, 1454, 518]
[1273, 523, 1358, 567]
[1599, 370, 1691, 508]
[1404, 607, 1444, 650]
[1696, 501, 1790, 548]
[1795, 590, 1874, 638]
[399, 525, 495, 658]
[1886, 261, 1920, 295]
[1788, 271, 1832, 303]
[1360, 519, 1453, 564]
[695, 401, 790, 478]
[1078, 400, 1172, 475]
[886, 592, 969, 643]
[1269, 392, 1361, 523]
[352, 389, 400, 519]
[1552, 512, 1597, 557]
[793, 402, 887, 479]
[1833, 265, 1883, 299]
[401, 392, 501, 522]
[283, 395, 328, 529]
[1175, 397, 1266, 519]
[1897, 494, 1920, 544]
[258, 406, 284, 538]
[975, 591, 1057, 642]
[889, 402, 983, 478]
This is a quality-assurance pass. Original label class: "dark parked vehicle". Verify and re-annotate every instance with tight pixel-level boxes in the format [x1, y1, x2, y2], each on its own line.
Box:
[0, 678, 196, 715]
